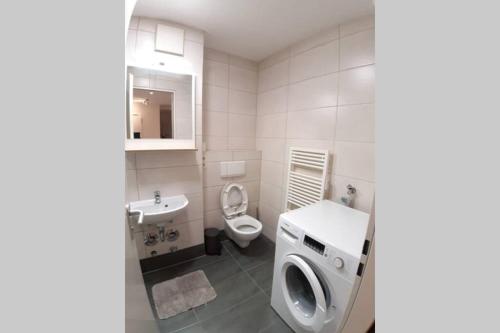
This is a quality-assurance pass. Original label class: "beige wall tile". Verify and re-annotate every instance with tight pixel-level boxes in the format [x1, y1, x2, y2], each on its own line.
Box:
[286, 107, 336, 140]
[137, 165, 202, 199]
[203, 186, 224, 212]
[260, 160, 284, 188]
[257, 86, 288, 115]
[229, 65, 258, 93]
[232, 150, 262, 160]
[260, 182, 283, 211]
[204, 209, 225, 229]
[203, 162, 227, 187]
[256, 113, 287, 138]
[258, 60, 289, 92]
[336, 104, 375, 142]
[340, 15, 375, 37]
[227, 137, 256, 150]
[288, 73, 338, 111]
[259, 47, 290, 70]
[231, 160, 261, 182]
[334, 142, 374, 181]
[229, 55, 258, 71]
[204, 111, 228, 137]
[204, 150, 232, 162]
[204, 48, 229, 63]
[204, 85, 228, 112]
[228, 114, 256, 138]
[126, 152, 136, 170]
[204, 60, 228, 87]
[205, 136, 228, 150]
[228, 90, 257, 115]
[256, 138, 286, 163]
[291, 25, 339, 55]
[340, 29, 375, 70]
[126, 170, 138, 202]
[338, 65, 375, 105]
[135, 150, 201, 169]
[290, 40, 339, 82]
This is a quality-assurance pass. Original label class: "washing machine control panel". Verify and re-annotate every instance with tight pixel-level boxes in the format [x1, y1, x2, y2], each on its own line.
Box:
[303, 234, 325, 255]
[323, 246, 359, 282]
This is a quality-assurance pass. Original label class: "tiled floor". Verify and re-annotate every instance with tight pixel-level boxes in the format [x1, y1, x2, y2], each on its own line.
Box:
[142, 235, 293, 333]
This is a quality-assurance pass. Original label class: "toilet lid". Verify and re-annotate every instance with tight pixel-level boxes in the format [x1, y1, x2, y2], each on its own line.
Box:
[220, 183, 248, 218]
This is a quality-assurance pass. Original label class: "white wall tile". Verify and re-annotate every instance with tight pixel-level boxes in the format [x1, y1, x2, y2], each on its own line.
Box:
[291, 25, 339, 55]
[137, 166, 202, 199]
[336, 104, 375, 142]
[260, 204, 281, 241]
[334, 142, 374, 181]
[340, 15, 375, 37]
[137, 17, 158, 32]
[256, 138, 286, 163]
[257, 86, 288, 115]
[256, 113, 287, 138]
[204, 111, 228, 136]
[228, 114, 256, 138]
[135, 30, 155, 57]
[173, 192, 204, 224]
[229, 90, 257, 115]
[338, 65, 375, 105]
[229, 65, 258, 92]
[290, 40, 339, 82]
[196, 104, 203, 136]
[204, 60, 228, 87]
[258, 60, 289, 92]
[126, 29, 137, 61]
[340, 29, 375, 70]
[286, 107, 336, 140]
[288, 73, 338, 111]
[204, 85, 228, 112]
[331, 175, 374, 213]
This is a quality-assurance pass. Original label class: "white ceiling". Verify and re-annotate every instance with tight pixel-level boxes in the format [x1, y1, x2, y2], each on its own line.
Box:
[133, 0, 374, 61]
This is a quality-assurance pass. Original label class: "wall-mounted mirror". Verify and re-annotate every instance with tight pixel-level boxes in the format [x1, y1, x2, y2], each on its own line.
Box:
[126, 66, 195, 151]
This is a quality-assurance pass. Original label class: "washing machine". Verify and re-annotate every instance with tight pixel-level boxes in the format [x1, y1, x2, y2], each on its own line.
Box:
[270, 200, 371, 333]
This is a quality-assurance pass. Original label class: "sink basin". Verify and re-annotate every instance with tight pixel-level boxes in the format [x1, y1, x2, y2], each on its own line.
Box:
[127, 195, 189, 225]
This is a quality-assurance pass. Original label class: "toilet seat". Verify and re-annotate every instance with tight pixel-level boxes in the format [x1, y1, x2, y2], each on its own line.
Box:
[220, 183, 248, 218]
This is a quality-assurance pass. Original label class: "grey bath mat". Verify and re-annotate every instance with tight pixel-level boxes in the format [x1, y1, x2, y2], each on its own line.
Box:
[152, 270, 217, 320]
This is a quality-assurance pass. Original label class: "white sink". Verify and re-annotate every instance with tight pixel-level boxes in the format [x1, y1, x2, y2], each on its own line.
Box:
[127, 195, 189, 225]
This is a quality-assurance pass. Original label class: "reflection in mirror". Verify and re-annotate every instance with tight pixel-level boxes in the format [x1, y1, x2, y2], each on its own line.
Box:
[127, 66, 194, 141]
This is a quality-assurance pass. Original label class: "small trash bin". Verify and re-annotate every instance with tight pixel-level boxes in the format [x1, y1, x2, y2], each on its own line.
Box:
[204, 228, 221, 255]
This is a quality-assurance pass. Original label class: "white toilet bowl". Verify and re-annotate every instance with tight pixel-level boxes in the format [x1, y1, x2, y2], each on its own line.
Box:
[220, 183, 262, 248]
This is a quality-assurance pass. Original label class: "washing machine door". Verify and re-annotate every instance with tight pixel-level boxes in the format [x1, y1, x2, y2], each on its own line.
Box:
[281, 254, 328, 332]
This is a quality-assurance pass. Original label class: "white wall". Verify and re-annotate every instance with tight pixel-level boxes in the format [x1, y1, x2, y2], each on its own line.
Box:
[126, 16, 204, 259]
[256, 15, 375, 241]
[202, 48, 261, 230]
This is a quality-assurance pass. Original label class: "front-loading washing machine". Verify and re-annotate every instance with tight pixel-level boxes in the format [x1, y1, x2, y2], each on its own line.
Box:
[271, 200, 371, 333]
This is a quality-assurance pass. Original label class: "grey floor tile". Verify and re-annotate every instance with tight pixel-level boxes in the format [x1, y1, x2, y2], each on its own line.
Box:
[193, 271, 261, 321]
[198, 293, 280, 333]
[156, 310, 198, 333]
[223, 235, 275, 271]
[258, 315, 294, 333]
[173, 323, 206, 333]
[201, 257, 243, 285]
[246, 260, 275, 294]
[143, 248, 231, 287]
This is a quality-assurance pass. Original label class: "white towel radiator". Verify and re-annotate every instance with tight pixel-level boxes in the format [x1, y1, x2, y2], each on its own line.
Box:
[285, 147, 330, 210]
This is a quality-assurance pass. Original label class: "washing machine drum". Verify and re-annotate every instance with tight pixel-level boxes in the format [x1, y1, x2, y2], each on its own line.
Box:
[220, 183, 248, 218]
[281, 254, 331, 333]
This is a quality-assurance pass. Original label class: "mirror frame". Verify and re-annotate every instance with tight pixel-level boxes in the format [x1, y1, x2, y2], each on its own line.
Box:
[125, 65, 196, 151]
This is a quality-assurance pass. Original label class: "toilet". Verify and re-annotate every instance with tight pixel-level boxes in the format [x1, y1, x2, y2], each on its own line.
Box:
[220, 183, 262, 248]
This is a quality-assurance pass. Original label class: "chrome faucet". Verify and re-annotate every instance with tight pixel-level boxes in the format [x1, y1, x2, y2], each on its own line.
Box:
[154, 190, 161, 204]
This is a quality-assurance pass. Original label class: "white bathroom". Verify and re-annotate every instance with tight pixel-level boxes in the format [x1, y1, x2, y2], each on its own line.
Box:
[125, 1, 374, 332]
[5, 1, 499, 333]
